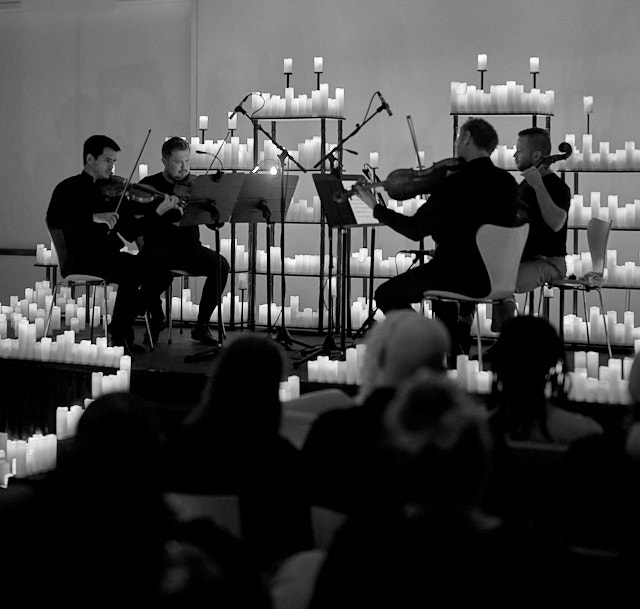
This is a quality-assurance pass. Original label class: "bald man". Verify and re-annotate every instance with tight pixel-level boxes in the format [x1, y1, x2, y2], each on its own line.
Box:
[302, 311, 451, 514]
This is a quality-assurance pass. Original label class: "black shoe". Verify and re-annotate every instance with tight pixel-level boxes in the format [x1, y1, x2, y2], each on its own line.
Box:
[191, 324, 219, 346]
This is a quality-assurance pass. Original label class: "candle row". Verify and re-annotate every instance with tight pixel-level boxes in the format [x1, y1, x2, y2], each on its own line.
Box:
[257, 300, 318, 328]
[568, 353, 634, 404]
[248, 88, 344, 119]
[566, 250, 640, 288]
[170, 292, 249, 325]
[0, 433, 57, 482]
[562, 308, 639, 346]
[220, 239, 249, 271]
[555, 135, 640, 171]
[386, 197, 427, 217]
[286, 197, 322, 223]
[56, 399, 93, 441]
[350, 249, 421, 277]
[307, 347, 366, 385]
[91, 369, 131, 398]
[450, 81, 554, 115]
[35, 243, 58, 266]
[449, 355, 493, 394]
[188, 135, 338, 171]
[279, 375, 301, 402]
[256, 250, 335, 275]
[568, 193, 640, 228]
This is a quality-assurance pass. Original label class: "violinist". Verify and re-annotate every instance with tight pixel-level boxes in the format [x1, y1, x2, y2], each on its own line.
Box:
[491, 128, 571, 332]
[356, 118, 519, 357]
[46, 135, 183, 356]
[138, 137, 230, 346]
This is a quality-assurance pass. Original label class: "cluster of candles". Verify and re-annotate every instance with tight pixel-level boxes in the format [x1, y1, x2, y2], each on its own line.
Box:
[450, 81, 554, 115]
[307, 346, 366, 385]
[448, 355, 493, 394]
[567, 352, 633, 404]
[256, 250, 335, 275]
[169, 289, 248, 325]
[562, 308, 639, 346]
[56, 399, 92, 441]
[91, 367, 131, 396]
[554, 135, 640, 171]
[566, 249, 640, 288]
[1, 432, 57, 484]
[246, 87, 345, 119]
[188, 135, 338, 171]
[386, 197, 427, 216]
[350, 249, 421, 277]
[279, 375, 301, 402]
[257, 296, 318, 328]
[286, 197, 323, 223]
[468, 304, 499, 338]
[220, 239, 249, 271]
[35, 243, 58, 266]
[350, 297, 428, 328]
[568, 192, 640, 228]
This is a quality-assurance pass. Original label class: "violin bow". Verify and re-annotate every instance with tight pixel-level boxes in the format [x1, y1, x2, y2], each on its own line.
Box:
[113, 128, 152, 215]
[406, 115, 424, 170]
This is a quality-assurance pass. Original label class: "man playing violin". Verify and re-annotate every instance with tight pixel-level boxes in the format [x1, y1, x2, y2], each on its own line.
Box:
[46, 134, 183, 356]
[356, 118, 520, 356]
[491, 128, 571, 331]
[138, 136, 230, 346]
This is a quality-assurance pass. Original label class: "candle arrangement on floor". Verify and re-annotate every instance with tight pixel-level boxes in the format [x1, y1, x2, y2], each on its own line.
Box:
[448, 355, 493, 394]
[568, 192, 640, 228]
[307, 346, 366, 385]
[562, 307, 639, 346]
[554, 134, 640, 171]
[285, 196, 322, 222]
[450, 81, 554, 115]
[568, 351, 633, 404]
[170, 289, 249, 325]
[35, 242, 58, 266]
[257, 296, 318, 328]
[1, 432, 57, 485]
[350, 249, 421, 277]
[279, 375, 301, 401]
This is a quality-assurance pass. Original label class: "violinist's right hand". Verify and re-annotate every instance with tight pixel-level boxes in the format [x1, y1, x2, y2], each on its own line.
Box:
[93, 212, 119, 230]
[155, 194, 184, 217]
[352, 183, 378, 210]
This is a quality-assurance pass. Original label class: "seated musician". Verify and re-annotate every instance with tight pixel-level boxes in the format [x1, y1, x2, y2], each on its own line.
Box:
[356, 118, 520, 356]
[139, 137, 230, 346]
[491, 127, 571, 331]
[46, 135, 182, 356]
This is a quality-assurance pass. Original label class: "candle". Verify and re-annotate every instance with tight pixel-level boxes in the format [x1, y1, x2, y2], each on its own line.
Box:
[283, 57, 293, 74]
[198, 115, 209, 130]
[583, 96, 593, 113]
[227, 111, 237, 130]
[529, 56, 539, 73]
[138, 164, 148, 180]
[477, 53, 487, 71]
[369, 152, 379, 168]
[314, 56, 323, 73]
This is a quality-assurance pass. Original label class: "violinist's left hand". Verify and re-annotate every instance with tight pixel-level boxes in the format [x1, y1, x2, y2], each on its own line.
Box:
[155, 195, 184, 216]
[520, 166, 544, 190]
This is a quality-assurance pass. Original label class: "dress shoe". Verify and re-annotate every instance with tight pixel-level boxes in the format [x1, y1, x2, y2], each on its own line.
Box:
[191, 324, 219, 346]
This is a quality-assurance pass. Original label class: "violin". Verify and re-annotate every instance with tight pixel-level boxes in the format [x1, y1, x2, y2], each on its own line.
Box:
[336, 156, 464, 203]
[98, 175, 168, 204]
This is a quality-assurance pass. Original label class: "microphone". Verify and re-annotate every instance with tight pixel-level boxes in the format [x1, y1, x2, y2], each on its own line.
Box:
[228, 93, 252, 121]
[377, 91, 393, 116]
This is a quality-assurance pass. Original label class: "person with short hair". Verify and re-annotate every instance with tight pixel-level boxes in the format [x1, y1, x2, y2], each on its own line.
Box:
[46, 135, 181, 355]
[357, 118, 520, 355]
[139, 136, 230, 346]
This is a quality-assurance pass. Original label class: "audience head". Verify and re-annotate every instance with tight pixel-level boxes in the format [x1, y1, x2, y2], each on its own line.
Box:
[189, 335, 284, 439]
[385, 369, 492, 509]
[358, 311, 450, 401]
[491, 316, 567, 440]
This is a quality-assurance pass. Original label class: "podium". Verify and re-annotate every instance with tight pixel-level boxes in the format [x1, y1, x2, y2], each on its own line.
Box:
[313, 173, 381, 354]
[232, 173, 299, 331]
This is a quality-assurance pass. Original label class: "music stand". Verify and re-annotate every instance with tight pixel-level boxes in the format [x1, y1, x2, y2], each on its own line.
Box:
[293, 174, 380, 368]
[181, 173, 245, 363]
[232, 173, 299, 336]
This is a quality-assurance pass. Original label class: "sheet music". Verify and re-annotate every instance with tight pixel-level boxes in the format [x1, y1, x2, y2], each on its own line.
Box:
[349, 194, 379, 225]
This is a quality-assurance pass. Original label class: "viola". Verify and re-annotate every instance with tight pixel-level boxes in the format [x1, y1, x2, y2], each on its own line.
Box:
[335, 156, 464, 203]
[97, 175, 167, 204]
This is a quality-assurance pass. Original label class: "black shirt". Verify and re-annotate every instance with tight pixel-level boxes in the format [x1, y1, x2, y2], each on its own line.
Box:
[518, 172, 571, 260]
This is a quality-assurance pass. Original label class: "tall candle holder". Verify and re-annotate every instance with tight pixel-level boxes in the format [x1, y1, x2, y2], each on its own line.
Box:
[586, 114, 591, 135]
[531, 71, 539, 126]
[284, 57, 293, 88]
[240, 288, 246, 331]
[478, 69, 486, 90]
[315, 71, 322, 90]
[285, 73, 291, 89]
[200, 128, 206, 143]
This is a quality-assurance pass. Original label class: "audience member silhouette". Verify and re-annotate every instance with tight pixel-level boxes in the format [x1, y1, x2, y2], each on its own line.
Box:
[164, 334, 313, 572]
[303, 311, 450, 514]
[310, 370, 570, 609]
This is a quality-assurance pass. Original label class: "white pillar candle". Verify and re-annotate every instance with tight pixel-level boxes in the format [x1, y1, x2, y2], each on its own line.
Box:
[314, 56, 323, 72]
[369, 152, 379, 168]
[583, 96, 593, 113]
[283, 57, 293, 74]
[198, 115, 208, 130]
[56, 407, 68, 440]
[477, 54, 487, 70]
[586, 351, 599, 378]
[529, 56, 539, 73]
[227, 111, 237, 130]
[138, 164, 148, 180]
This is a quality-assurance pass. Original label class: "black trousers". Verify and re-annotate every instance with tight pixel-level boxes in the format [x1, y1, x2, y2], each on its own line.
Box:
[146, 246, 230, 326]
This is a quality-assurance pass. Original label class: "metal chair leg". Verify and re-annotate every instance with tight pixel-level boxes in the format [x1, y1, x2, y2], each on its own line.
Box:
[474, 304, 483, 370]
[167, 280, 174, 345]
[597, 288, 613, 358]
[582, 291, 590, 348]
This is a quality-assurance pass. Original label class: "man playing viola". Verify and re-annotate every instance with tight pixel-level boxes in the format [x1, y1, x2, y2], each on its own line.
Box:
[356, 118, 520, 355]
[496, 127, 572, 327]
[46, 134, 182, 356]
[139, 137, 230, 346]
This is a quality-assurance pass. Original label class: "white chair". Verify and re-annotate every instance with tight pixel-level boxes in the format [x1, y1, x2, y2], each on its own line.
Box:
[423, 223, 530, 369]
[549, 217, 612, 358]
